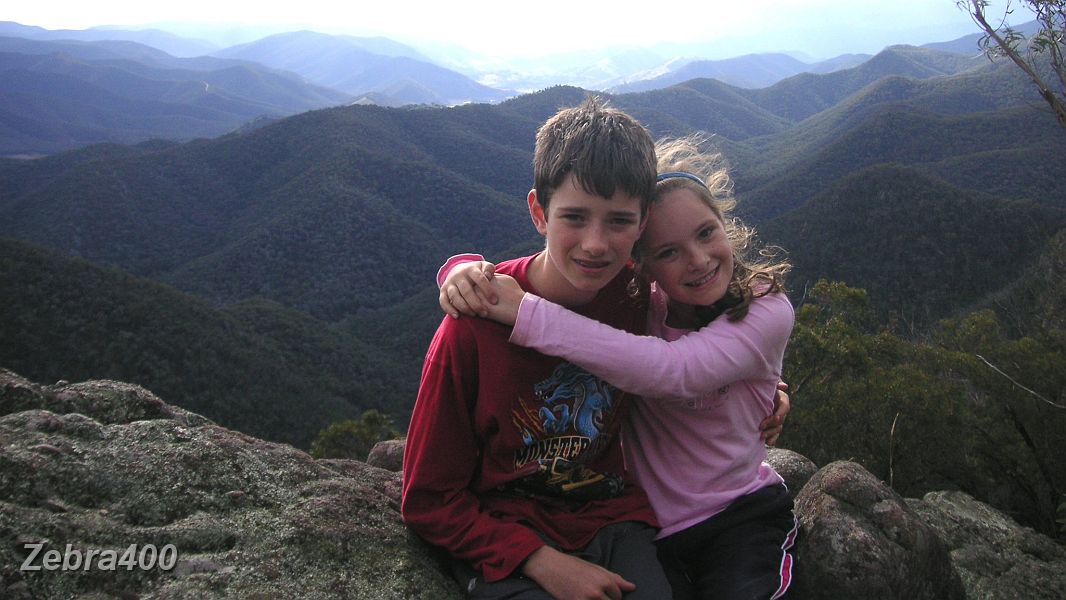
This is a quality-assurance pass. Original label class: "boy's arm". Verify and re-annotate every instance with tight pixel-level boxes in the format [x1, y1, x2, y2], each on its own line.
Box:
[401, 318, 544, 582]
[761, 383, 790, 446]
[510, 293, 795, 400]
[522, 546, 635, 600]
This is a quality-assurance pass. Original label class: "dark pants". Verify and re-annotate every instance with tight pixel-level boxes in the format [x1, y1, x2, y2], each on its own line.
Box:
[452, 521, 673, 599]
[656, 484, 797, 600]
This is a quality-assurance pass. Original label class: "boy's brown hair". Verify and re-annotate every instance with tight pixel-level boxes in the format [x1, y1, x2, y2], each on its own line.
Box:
[533, 96, 657, 218]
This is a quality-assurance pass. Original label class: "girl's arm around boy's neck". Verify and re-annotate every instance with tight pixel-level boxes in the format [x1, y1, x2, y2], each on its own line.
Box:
[511, 291, 795, 401]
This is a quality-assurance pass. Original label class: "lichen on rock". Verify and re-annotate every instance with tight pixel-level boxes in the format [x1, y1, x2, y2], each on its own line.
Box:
[0, 369, 461, 599]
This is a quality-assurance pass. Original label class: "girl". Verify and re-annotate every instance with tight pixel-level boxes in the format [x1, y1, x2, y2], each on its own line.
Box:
[440, 136, 797, 600]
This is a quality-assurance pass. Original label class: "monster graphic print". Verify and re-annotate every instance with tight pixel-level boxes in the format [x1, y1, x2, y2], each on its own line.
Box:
[502, 362, 624, 502]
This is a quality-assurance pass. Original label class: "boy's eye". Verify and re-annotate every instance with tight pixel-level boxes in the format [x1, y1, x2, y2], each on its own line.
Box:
[611, 217, 637, 227]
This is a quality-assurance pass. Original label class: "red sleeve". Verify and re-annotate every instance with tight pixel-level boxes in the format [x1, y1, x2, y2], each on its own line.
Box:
[401, 316, 545, 582]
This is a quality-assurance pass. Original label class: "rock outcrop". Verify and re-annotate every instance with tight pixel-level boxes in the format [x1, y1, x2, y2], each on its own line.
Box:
[789, 461, 966, 599]
[910, 490, 1066, 599]
[366, 439, 405, 472]
[0, 369, 460, 599]
[3, 368, 1064, 599]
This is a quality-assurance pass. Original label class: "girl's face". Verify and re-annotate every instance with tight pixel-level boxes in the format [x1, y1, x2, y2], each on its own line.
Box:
[640, 187, 734, 309]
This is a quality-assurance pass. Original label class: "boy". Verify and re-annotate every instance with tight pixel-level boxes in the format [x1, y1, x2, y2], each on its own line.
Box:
[401, 98, 672, 600]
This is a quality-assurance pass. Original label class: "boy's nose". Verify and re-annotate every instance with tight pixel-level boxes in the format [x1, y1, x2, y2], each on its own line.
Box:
[582, 226, 608, 255]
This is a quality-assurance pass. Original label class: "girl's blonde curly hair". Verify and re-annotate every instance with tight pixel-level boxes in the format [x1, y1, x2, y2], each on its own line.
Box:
[632, 135, 791, 323]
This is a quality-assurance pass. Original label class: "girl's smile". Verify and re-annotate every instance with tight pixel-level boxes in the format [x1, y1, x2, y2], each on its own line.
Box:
[641, 187, 734, 312]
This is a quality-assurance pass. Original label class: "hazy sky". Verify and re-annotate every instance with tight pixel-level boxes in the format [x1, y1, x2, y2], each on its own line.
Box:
[4, 1, 1034, 58]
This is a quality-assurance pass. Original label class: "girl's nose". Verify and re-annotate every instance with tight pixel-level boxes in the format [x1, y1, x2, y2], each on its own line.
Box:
[687, 248, 711, 271]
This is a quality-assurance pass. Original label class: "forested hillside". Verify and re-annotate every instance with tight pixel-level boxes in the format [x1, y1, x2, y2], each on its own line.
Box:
[0, 238, 407, 448]
[760, 165, 1066, 324]
[0, 103, 537, 319]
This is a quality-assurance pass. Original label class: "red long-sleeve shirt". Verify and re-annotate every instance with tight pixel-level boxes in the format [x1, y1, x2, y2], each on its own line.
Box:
[401, 254, 657, 582]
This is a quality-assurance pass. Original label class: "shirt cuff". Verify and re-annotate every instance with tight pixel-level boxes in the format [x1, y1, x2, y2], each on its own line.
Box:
[508, 293, 541, 346]
[436, 253, 486, 288]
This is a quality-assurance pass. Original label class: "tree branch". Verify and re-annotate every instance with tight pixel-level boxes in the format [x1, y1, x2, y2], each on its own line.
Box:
[975, 353, 1066, 409]
[964, 0, 1066, 130]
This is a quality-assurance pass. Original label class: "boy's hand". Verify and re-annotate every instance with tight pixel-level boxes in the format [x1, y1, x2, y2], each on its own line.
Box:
[760, 381, 790, 446]
[440, 261, 497, 318]
[522, 546, 636, 600]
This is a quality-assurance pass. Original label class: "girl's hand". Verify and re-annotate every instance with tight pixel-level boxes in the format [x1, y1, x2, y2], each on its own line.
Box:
[439, 261, 498, 318]
[760, 382, 790, 446]
[483, 275, 523, 327]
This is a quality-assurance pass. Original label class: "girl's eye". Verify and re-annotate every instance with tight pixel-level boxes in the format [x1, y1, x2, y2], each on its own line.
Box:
[698, 226, 716, 240]
[654, 248, 677, 260]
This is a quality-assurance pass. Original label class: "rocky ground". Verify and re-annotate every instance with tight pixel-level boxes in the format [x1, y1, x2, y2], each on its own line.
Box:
[2, 368, 1063, 599]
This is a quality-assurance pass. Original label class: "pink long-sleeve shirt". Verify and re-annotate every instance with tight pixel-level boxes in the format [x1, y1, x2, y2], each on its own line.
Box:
[510, 285, 794, 538]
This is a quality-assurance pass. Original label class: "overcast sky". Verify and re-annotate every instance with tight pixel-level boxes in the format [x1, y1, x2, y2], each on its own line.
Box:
[4, 1, 1035, 58]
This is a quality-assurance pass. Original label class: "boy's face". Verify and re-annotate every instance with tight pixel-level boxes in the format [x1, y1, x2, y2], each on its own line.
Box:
[528, 174, 644, 306]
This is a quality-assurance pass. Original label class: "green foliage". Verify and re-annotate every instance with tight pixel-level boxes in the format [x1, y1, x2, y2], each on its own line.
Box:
[310, 410, 401, 460]
[933, 309, 1066, 534]
[784, 279, 1066, 537]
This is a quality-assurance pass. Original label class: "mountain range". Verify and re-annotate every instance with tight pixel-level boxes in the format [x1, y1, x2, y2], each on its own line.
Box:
[210, 31, 513, 106]
[2, 20, 1045, 156]
[0, 34, 352, 156]
[0, 20, 217, 57]
[609, 52, 872, 93]
[1, 19, 1064, 446]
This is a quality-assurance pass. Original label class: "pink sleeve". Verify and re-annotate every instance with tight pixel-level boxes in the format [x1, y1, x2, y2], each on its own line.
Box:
[436, 253, 485, 287]
[509, 292, 794, 400]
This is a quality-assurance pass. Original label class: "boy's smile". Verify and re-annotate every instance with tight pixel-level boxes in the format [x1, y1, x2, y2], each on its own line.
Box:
[527, 174, 644, 307]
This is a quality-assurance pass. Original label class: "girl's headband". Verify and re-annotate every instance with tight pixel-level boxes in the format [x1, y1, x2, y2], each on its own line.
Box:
[656, 171, 706, 187]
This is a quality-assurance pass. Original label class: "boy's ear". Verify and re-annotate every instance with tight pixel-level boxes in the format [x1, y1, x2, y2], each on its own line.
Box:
[528, 189, 548, 236]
